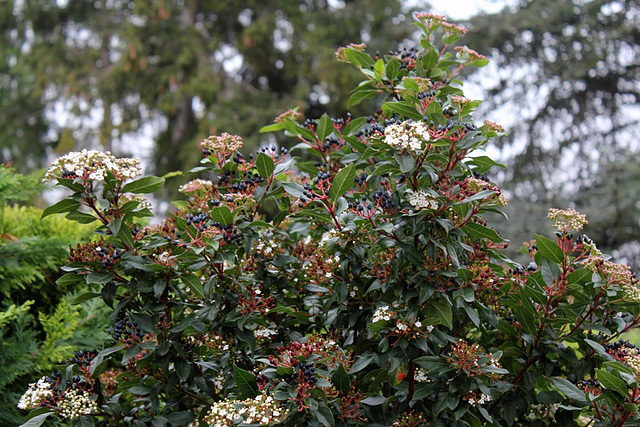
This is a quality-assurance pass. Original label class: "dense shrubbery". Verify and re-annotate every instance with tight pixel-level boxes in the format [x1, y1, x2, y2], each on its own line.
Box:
[18, 14, 640, 427]
[0, 165, 109, 426]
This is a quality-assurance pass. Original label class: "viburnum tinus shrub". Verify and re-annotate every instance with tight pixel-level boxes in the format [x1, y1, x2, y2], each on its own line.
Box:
[19, 13, 640, 427]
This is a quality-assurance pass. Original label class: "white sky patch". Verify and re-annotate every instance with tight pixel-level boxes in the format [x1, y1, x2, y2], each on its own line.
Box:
[412, 0, 518, 20]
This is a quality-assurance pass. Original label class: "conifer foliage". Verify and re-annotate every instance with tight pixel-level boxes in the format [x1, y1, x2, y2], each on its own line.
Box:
[20, 15, 640, 426]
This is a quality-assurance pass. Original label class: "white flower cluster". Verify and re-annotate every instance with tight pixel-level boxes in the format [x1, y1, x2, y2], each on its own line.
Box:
[202, 394, 288, 426]
[468, 393, 491, 406]
[44, 149, 141, 182]
[255, 238, 278, 256]
[254, 326, 278, 340]
[17, 377, 53, 410]
[319, 229, 340, 248]
[213, 373, 225, 393]
[408, 190, 438, 210]
[414, 367, 430, 382]
[371, 305, 394, 323]
[383, 121, 431, 151]
[58, 389, 98, 419]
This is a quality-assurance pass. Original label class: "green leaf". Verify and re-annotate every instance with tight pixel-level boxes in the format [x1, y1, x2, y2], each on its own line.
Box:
[85, 271, 114, 285]
[534, 234, 565, 264]
[432, 299, 453, 329]
[210, 206, 235, 226]
[56, 272, 82, 287]
[329, 163, 356, 202]
[385, 58, 401, 81]
[19, 410, 54, 427]
[350, 354, 376, 373]
[256, 152, 275, 179]
[233, 364, 258, 398]
[567, 268, 593, 285]
[281, 182, 305, 198]
[395, 153, 415, 173]
[345, 48, 373, 67]
[552, 377, 587, 403]
[373, 58, 385, 79]
[121, 176, 165, 194]
[311, 407, 335, 427]
[414, 356, 452, 375]
[468, 155, 506, 173]
[41, 198, 80, 219]
[181, 274, 205, 299]
[71, 292, 101, 305]
[347, 89, 377, 109]
[385, 101, 423, 121]
[332, 364, 351, 394]
[65, 210, 97, 224]
[462, 222, 504, 243]
[596, 369, 629, 396]
[343, 117, 368, 135]
[317, 113, 334, 142]
[422, 48, 439, 69]
[259, 122, 285, 133]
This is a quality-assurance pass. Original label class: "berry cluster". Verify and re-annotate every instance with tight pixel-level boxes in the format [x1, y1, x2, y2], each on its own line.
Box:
[111, 313, 143, 347]
[283, 362, 317, 386]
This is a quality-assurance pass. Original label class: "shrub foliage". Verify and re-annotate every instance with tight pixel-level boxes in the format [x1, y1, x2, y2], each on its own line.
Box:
[19, 14, 640, 427]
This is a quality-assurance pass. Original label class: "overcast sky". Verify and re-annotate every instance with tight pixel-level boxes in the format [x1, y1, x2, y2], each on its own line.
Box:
[423, 0, 517, 19]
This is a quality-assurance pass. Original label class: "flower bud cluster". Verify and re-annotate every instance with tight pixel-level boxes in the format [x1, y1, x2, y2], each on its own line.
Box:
[582, 256, 640, 301]
[447, 340, 482, 377]
[392, 410, 428, 427]
[547, 208, 588, 232]
[383, 120, 431, 151]
[179, 179, 214, 194]
[274, 108, 302, 124]
[57, 389, 98, 419]
[335, 43, 366, 63]
[463, 177, 507, 206]
[238, 284, 275, 315]
[454, 46, 487, 62]
[116, 193, 152, 211]
[43, 149, 141, 182]
[202, 394, 288, 426]
[200, 133, 243, 156]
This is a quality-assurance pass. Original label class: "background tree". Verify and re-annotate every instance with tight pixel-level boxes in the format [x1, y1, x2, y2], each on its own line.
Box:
[464, 0, 640, 264]
[0, 0, 415, 176]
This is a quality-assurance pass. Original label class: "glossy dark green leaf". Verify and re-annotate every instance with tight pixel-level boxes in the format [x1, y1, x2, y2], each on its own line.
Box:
[66, 210, 97, 224]
[331, 364, 351, 394]
[431, 299, 453, 329]
[121, 176, 164, 194]
[386, 101, 423, 121]
[233, 364, 258, 398]
[596, 369, 629, 396]
[256, 152, 275, 179]
[552, 377, 587, 404]
[41, 198, 80, 219]
[316, 113, 334, 142]
[210, 206, 235, 226]
[329, 163, 356, 202]
[534, 234, 564, 264]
